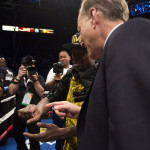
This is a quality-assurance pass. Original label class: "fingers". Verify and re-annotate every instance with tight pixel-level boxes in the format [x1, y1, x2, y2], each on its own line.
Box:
[54, 104, 69, 110]
[45, 101, 66, 108]
[45, 101, 72, 119]
[23, 132, 44, 141]
[26, 116, 40, 124]
[45, 101, 80, 119]
[18, 105, 40, 124]
[23, 122, 45, 141]
[54, 109, 66, 118]
[37, 122, 52, 129]
[19, 66, 27, 76]
[24, 122, 58, 142]
[18, 107, 32, 119]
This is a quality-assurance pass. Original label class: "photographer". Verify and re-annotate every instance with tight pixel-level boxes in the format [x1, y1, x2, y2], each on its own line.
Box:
[46, 50, 72, 90]
[9, 56, 45, 150]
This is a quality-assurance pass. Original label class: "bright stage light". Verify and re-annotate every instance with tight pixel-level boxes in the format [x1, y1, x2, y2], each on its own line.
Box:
[2, 25, 54, 34]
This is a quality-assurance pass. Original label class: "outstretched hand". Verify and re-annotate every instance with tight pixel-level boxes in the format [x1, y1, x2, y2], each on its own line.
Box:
[23, 122, 63, 142]
[45, 101, 81, 119]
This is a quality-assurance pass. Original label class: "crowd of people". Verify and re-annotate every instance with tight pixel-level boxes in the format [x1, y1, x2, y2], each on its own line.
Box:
[1, 0, 150, 150]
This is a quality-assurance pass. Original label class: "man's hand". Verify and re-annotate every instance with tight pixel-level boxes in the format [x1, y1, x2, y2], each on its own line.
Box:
[18, 104, 42, 124]
[54, 74, 61, 81]
[45, 101, 81, 119]
[28, 72, 38, 81]
[23, 122, 76, 142]
[18, 65, 27, 78]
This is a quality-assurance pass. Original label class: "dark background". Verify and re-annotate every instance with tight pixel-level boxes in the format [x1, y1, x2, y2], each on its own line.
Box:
[0, 0, 149, 79]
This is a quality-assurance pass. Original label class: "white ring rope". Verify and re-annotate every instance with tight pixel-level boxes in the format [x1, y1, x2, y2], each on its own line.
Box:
[0, 107, 16, 124]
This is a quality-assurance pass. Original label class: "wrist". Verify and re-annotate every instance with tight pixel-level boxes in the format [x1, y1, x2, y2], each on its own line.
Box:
[12, 80, 20, 85]
[16, 75, 22, 79]
[37, 97, 50, 115]
[59, 126, 77, 139]
[13, 77, 21, 84]
[15, 77, 21, 81]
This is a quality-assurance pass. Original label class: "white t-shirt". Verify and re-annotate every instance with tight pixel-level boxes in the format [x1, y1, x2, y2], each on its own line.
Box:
[46, 65, 72, 84]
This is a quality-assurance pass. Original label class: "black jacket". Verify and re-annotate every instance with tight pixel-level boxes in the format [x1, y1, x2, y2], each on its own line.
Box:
[77, 18, 150, 150]
[47, 64, 97, 102]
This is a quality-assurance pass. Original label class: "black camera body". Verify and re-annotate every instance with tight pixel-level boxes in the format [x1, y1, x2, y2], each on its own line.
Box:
[26, 66, 37, 75]
[53, 62, 64, 74]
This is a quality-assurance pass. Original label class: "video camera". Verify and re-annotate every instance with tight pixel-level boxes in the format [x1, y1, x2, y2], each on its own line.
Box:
[53, 62, 64, 74]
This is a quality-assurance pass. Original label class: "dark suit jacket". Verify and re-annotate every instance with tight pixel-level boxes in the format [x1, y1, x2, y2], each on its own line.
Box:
[77, 18, 150, 150]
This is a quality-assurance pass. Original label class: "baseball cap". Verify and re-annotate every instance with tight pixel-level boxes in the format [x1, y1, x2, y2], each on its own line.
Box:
[63, 33, 81, 50]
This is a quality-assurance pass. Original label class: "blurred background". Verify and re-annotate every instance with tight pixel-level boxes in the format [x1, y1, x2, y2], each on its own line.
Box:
[0, 0, 150, 78]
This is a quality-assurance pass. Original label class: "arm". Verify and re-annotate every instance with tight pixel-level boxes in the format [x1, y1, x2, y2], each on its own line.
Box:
[9, 65, 26, 95]
[31, 74, 45, 97]
[18, 97, 51, 124]
[18, 88, 79, 123]
[33, 81, 44, 97]
[23, 122, 77, 142]
[36, 97, 50, 115]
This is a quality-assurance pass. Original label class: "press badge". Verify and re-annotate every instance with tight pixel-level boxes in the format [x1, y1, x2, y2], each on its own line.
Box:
[21, 92, 33, 106]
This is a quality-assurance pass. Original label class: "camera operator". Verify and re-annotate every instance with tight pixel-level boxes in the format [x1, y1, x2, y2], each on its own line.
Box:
[0, 57, 14, 146]
[46, 50, 72, 90]
[9, 56, 45, 150]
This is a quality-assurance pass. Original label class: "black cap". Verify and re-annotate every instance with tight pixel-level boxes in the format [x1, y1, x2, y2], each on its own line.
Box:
[63, 33, 81, 50]
[22, 56, 36, 66]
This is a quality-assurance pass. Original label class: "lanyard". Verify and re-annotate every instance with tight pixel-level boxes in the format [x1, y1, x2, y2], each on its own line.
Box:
[23, 77, 33, 92]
